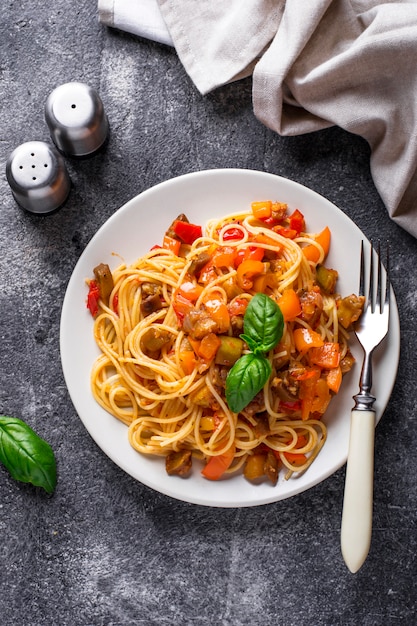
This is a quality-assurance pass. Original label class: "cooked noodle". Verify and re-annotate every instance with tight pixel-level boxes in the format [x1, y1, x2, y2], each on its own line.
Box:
[89, 204, 358, 483]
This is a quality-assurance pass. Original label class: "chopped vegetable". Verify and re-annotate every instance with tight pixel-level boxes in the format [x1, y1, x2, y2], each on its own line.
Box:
[302, 226, 331, 263]
[215, 336, 244, 366]
[316, 264, 338, 293]
[173, 220, 203, 244]
[201, 446, 235, 480]
[293, 328, 324, 352]
[337, 294, 365, 329]
[276, 289, 302, 321]
[87, 280, 100, 317]
[165, 450, 192, 476]
[252, 200, 272, 220]
[162, 234, 181, 255]
[93, 263, 114, 304]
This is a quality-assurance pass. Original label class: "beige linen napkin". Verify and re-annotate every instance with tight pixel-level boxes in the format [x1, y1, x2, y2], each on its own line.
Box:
[99, 0, 417, 238]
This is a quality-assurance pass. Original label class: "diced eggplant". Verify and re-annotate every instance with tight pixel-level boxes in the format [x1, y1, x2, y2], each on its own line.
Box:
[141, 293, 163, 316]
[188, 251, 211, 277]
[165, 450, 192, 476]
[140, 327, 171, 353]
[93, 263, 114, 304]
[316, 264, 338, 293]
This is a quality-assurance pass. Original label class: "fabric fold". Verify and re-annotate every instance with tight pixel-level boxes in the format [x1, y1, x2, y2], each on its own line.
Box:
[98, 0, 417, 238]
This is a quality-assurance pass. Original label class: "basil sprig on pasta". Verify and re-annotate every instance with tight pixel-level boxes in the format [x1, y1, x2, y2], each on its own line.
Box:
[225, 293, 284, 413]
[0, 416, 57, 493]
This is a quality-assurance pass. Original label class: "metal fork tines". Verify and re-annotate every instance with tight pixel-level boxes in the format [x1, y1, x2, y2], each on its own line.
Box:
[354, 240, 390, 411]
[341, 240, 390, 574]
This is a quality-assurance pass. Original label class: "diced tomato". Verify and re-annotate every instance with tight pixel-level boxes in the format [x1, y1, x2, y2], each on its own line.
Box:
[227, 297, 248, 317]
[173, 220, 202, 244]
[87, 280, 100, 317]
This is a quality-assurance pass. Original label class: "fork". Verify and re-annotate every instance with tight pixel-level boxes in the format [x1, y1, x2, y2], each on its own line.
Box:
[340, 240, 390, 573]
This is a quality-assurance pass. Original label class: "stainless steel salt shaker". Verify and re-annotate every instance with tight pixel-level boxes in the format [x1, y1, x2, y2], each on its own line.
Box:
[45, 82, 109, 157]
[6, 141, 71, 214]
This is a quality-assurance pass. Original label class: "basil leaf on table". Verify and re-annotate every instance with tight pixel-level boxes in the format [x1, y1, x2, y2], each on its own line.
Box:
[241, 292, 284, 354]
[0, 416, 57, 493]
[225, 353, 272, 414]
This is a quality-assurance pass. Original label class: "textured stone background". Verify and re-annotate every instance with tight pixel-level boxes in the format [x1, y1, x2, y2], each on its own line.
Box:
[1, 2, 416, 625]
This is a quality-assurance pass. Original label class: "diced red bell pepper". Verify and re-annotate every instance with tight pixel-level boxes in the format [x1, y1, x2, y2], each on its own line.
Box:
[87, 280, 100, 317]
[221, 226, 246, 241]
[288, 209, 305, 235]
[173, 220, 202, 244]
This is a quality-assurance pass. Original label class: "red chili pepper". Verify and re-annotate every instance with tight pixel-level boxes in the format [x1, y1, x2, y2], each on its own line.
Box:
[173, 220, 202, 244]
[87, 280, 100, 317]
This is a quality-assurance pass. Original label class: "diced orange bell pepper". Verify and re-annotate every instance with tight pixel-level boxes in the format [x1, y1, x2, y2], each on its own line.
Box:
[302, 226, 331, 263]
[197, 333, 221, 361]
[293, 328, 324, 353]
[203, 299, 230, 333]
[236, 259, 264, 290]
[177, 280, 204, 302]
[172, 292, 194, 322]
[252, 272, 278, 293]
[162, 234, 181, 256]
[277, 289, 302, 321]
[251, 200, 272, 220]
[309, 342, 341, 369]
[327, 365, 343, 393]
[235, 246, 265, 267]
[282, 451, 308, 466]
[201, 445, 236, 480]
[298, 367, 321, 420]
[212, 246, 237, 268]
[310, 377, 331, 414]
[179, 350, 198, 375]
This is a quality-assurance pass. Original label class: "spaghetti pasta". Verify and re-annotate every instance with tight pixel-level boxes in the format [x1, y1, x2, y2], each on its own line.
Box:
[87, 201, 364, 485]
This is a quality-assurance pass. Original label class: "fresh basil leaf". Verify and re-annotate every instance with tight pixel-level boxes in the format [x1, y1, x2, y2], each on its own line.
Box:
[225, 353, 272, 413]
[242, 293, 284, 354]
[0, 416, 57, 493]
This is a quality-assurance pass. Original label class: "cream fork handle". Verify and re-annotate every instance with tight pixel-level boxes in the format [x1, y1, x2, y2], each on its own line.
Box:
[341, 409, 375, 573]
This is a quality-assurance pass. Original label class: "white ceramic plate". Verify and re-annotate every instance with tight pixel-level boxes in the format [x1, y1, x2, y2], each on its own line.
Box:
[60, 169, 400, 507]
